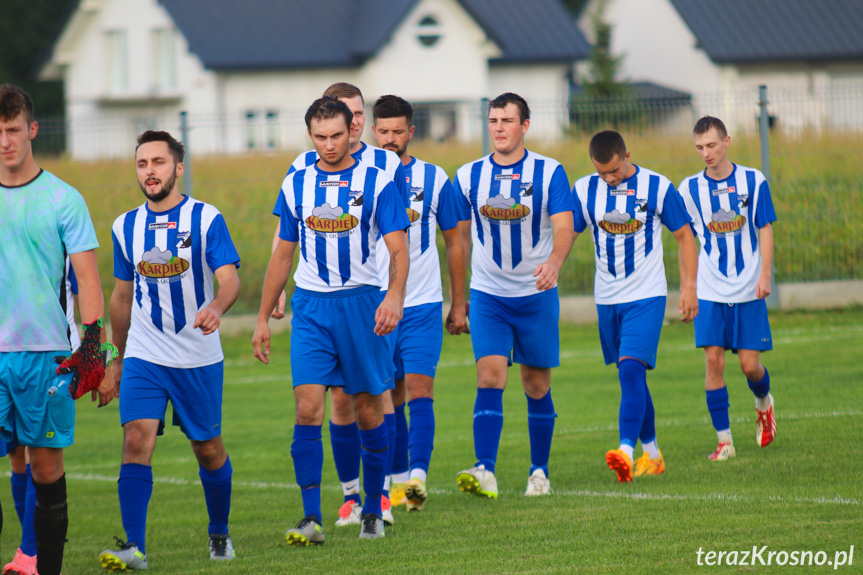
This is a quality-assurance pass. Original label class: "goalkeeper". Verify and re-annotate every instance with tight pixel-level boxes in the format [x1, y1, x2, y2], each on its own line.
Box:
[0, 83, 114, 575]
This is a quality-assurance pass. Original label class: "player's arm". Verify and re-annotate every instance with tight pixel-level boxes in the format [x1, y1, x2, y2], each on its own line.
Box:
[671, 225, 699, 323]
[375, 230, 409, 336]
[442, 225, 468, 335]
[253, 238, 297, 364]
[534, 211, 574, 291]
[194, 264, 240, 335]
[69, 249, 115, 406]
[756, 223, 774, 299]
[270, 223, 287, 319]
[109, 278, 134, 394]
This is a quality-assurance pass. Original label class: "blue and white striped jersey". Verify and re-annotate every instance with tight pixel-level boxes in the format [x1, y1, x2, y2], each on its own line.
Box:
[454, 150, 573, 297]
[275, 159, 410, 293]
[679, 164, 777, 303]
[401, 156, 464, 307]
[573, 165, 691, 305]
[112, 196, 241, 368]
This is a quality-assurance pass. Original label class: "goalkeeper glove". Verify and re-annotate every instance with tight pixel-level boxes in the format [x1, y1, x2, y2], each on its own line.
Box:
[55, 318, 119, 400]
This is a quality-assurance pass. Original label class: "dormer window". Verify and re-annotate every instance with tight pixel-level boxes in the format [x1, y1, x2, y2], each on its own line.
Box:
[416, 15, 442, 47]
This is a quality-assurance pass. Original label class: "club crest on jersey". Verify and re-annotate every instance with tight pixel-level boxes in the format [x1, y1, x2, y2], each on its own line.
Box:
[737, 193, 750, 208]
[480, 195, 530, 222]
[519, 182, 533, 197]
[598, 209, 641, 234]
[636, 198, 648, 213]
[320, 180, 349, 187]
[712, 186, 735, 196]
[409, 186, 424, 202]
[347, 190, 363, 206]
[137, 246, 189, 279]
[148, 222, 177, 230]
[305, 202, 358, 234]
[708, 208, 746, 233]
[176, 231, 191, 249]
[494, 174, 520, 181]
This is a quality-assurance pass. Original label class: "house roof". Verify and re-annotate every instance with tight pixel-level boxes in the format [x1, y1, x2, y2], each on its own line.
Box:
[670, 0, 863, 63]
[157, 0, 589, 70]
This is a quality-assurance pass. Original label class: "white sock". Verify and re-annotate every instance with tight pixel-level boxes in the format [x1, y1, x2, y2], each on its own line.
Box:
[392, 471, 410, 485]
[642, 440, 660, 459]
[409, 469, 427, 483]
[342, 479, 360, 497]
[717, 429, 733, 444]
[383, 475, 391, 491]
[619, 444, 634, 460]
[755, 393, 771, 411]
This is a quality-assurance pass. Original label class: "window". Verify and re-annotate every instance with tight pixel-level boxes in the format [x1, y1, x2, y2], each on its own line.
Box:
[105, 30, 129, 94]
[265, 111, 280, 150]
[245, 111, 257, 150]
[416, 15, 442, 47]
[152, 29, 177, 91]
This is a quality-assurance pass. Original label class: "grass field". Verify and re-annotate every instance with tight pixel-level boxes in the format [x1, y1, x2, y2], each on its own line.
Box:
[2, 307, 860, 573]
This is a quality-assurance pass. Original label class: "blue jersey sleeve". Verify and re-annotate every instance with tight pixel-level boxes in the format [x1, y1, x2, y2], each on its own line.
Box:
[754, 180, 777, 228]
[376, 181, 411, 236]
[547, 164, 574, 216]
[659, 182, 691, 233]
[205, 214, 241, 271]
[452, 174, 473, 221]
[59, 191, 99, 254]
[436, 179, 463, 231]
[274, 190, 300, 242]
[393, 162, 410, 207]
[112, 230, 135, 281]
[572, 190, 588, 233]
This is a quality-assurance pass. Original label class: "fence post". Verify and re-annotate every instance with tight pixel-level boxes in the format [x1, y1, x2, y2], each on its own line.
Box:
[180, 110, 192, 197]
[480, 98, 490, 156]
[758, 85, 779, 309]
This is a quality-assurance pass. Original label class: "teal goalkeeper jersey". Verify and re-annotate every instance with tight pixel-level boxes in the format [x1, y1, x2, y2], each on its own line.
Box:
[0, 170, 99, 351]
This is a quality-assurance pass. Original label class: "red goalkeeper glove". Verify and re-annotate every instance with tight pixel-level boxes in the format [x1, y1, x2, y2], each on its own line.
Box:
[56, 318, 118, 400]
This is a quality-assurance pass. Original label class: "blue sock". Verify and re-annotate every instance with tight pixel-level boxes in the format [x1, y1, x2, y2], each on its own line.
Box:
[383, 413, 396, 498]
[407, 398, 435, 475]
[199, 456, 232, 536]
[706, 387, 731, 431]
[118, 463, 153, 555]
[21, 465, 37, 556]
[329, 421, 361, 504]
[526, 391, 556, 477]
[473, 388, 504, 473]
[11, 470, 27, 526]
[393, 403, 410, 476]
[618, 359, 647, 449]
[748, 367, 770, 398]
[291, 425, 323, 524]
[359, 423, 388, 518]
[639, 379, 656, 443]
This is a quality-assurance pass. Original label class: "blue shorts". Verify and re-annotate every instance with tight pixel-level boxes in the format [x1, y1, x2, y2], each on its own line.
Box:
[291, 286, 394, 396]
[120, 357, 224, 441]
[694, 299, 773, 352]
[596, 296, 666, 369]
[386, 301, 443, 380]
[469, 288, 560, 368]
[0, 351, 76, 448]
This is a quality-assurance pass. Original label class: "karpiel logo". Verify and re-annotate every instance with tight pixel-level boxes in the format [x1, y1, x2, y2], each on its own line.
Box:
[494, 174, 520, 181]
[305, 203, 358, 233]
[320, 181, 349, 187]
[707, 209, 746, 233]
[712, 186, 736, 196]
[137, 247, 189, 278]
[610, 189, 635, 196]
[598, 210, 642, 234]
[479, 195, 530, 220]
[148, 222, 177, 230]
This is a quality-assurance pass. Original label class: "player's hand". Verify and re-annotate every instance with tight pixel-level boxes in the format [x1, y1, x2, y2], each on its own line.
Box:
[56, 318, 107, 400]
[193, 307, 221, 335]
[755, 274, 771, 300]
[112, 358, 123, 398]
[271, 290, 288, 319]
[446, 304, 468, 335]
[678, 286, 698, 323]
[533, 261, 560, 291]
[252, 320, 272, 364]
[93, 364, 115, 407]
[374, 295, 403, 336]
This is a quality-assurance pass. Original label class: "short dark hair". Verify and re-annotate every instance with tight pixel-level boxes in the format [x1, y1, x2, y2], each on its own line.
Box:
[323, 82, 364, 104]
[136, 130, 185, 163]
[694, 115, 728, 139]
[0, 84, 35, 124]
[372, 95, 413, 124]
[589, 130, 627, 164]
[489, 92, 530, 124]
[305, 96, 353, 130]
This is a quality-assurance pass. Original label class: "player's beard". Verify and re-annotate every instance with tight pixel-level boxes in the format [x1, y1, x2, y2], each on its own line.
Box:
[384, 143, 407, 158]
[139, 173, 176, 202]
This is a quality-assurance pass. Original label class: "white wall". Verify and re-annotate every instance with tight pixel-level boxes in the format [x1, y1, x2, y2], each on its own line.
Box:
[489, 63, 573, 141]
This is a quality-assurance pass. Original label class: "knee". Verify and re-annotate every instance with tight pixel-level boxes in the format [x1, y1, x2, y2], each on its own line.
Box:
[740, 359, 763, 381]
[391, 379, 406, 406]
[329, 390, 354, 422]
[477, 366, 505, 390]
[122, 425, 155, 462]
[521, 372, 550, 399]
[406, 376, 434, 400]
[705, 349, 725, 375]
[191, 438, 226, 469]
[295, 397, 325, 426]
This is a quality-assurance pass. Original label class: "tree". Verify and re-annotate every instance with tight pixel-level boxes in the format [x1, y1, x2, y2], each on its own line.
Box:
[581, 0, 629, 98]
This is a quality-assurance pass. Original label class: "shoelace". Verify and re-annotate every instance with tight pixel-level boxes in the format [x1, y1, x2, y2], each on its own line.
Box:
[361, 517, 379, 534]
[210, 536, 229, 554]
[113, 536, 132, 550]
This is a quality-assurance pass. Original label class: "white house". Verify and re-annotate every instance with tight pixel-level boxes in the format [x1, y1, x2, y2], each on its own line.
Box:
[577, 0, 863, 133]
[40, 0, 590, 159]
